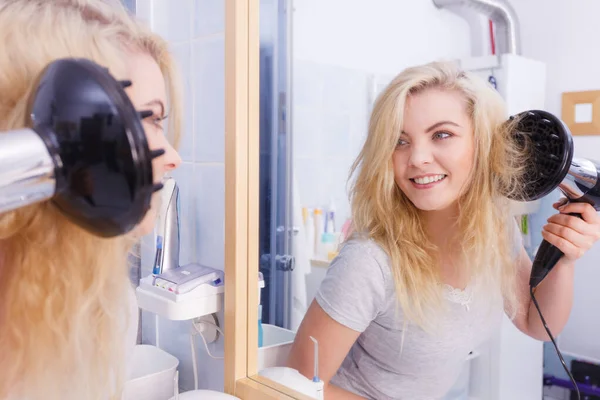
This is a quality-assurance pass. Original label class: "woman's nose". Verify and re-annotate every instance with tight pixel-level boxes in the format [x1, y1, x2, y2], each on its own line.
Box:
[162, 141, 182, 171]
[408, 142, 433, 166]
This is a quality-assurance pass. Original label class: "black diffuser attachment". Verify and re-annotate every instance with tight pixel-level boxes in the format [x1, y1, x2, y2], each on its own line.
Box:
[29, 58, 163, 237]
[509, 110, 574, 203]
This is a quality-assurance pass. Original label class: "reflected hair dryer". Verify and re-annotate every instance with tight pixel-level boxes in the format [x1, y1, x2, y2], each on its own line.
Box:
[508, 110, 600, 288]
[0, 58, 165, 237]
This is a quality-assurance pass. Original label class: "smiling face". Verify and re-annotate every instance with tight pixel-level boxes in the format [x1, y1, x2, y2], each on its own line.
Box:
[125, 51, 182, 236]
[393, 87, 475, 213]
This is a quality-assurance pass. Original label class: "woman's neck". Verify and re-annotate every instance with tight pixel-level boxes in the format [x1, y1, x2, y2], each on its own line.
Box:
[419, 205, 470, 289]
[419, 204, 460, 250]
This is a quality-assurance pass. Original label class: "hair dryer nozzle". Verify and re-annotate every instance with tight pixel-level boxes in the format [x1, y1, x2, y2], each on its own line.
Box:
[507, 110, 574, 202]
[12, 57, 158, 237]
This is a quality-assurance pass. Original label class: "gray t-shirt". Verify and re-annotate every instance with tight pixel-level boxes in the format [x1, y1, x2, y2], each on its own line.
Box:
[315, 225, 522, 400]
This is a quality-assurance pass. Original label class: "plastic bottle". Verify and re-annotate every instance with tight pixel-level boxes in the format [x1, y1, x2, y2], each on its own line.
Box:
[325, 199, 336, 234]
[305, 208, 315, 257]
[258, 304, 264, 347]
[313, 208, 324, 257]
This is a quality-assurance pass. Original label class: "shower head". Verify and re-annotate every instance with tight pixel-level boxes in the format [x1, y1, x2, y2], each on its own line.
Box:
[0, 58, 165, 237]
[507, 110, 600, 288]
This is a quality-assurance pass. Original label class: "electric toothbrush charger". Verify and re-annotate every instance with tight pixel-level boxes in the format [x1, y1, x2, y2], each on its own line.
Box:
[136, 270, 224, 320]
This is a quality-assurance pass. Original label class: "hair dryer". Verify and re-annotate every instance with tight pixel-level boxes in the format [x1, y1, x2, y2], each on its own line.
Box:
[0, 58, 165, 237]
[508, 110, 600, 288]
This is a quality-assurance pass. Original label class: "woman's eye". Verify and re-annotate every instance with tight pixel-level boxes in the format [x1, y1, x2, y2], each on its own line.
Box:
[153, 117, 164, 129]
[433, 131, 451, 140]
[397, 138, 409, 146]
[144, 114, 167, 130]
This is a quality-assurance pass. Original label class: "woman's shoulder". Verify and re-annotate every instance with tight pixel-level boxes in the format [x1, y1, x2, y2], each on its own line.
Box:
[339, 234, 389, 260]
[316, 235, 394, 331]
[331, 235, 393, 284]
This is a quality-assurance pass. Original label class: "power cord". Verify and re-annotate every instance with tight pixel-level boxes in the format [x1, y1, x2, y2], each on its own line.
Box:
[192, 319, 225, 359]
[530, 286, 580, 400]
[189, 315, 225, 391]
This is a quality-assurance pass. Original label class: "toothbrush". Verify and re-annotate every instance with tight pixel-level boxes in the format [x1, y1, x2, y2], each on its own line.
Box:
[152, 235, 163, 275]
[309, 336, 324, 399]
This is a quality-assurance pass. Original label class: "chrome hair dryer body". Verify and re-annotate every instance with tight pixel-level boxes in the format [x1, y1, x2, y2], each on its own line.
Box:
[509, 110, 600, 288]
[0, 129, 56, 213]
[0, 58, 165, 237]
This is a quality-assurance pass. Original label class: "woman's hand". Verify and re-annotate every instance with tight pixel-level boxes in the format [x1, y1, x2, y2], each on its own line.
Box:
[542, 199, 600, 262]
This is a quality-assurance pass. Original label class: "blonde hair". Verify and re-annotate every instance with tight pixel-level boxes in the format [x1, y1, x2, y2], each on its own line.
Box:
[349, 61, 528, 331]
[0, 1, 182, 399]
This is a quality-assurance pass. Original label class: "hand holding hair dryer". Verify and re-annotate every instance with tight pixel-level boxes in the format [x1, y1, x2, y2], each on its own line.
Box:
[0, 58, 164, 237]
[506, 110, 600, 288]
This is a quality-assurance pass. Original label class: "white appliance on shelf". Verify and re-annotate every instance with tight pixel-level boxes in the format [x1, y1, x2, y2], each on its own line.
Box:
[136, 263, 225, 320]
[459, 53, 546, 400]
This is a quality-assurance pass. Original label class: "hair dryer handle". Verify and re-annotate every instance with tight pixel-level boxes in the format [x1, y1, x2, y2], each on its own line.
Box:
[529, 239, 564, 288]
[530, 211, 582, 288]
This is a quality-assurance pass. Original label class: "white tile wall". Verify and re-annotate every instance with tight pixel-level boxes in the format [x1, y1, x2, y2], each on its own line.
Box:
[290, 0, 472, 229]
[292, 59, 370, 224]
[135, 0, 225, 392]
[193, 34, 225, 163]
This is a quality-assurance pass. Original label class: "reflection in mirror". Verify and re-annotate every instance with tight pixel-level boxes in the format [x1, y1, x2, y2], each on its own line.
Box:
[254, 1, 600, 399]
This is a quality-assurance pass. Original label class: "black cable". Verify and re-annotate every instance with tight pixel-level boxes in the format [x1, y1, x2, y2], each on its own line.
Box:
[530, 286, 580, 400]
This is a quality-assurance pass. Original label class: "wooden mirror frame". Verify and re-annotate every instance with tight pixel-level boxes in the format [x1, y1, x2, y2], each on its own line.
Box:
[223, 1, 312, 398]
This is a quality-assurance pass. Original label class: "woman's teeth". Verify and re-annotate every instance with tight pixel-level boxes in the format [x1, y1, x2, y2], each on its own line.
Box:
[412, 174, 446, 185]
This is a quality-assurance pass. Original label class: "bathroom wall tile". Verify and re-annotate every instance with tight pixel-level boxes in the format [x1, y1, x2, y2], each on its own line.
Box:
[150, 0, 192, 43]
[193, 35, 225, 163]
[193, 0, 225, 38]
[321, 65, 369, 114]
[323, 157, 354, 223]
[171, 162, 196, 266]
[293, 60, 324, 109]
[193, 165, 225, 270]
[321, 111, 351, 160]
[122, 0, 136, 13]
[140, 0, 225, 392]
[140, 309, 158, 345]
[294, 157, 325, 210]
[349, 112, 369, 160]
[169, 42, 194, 162]
[134, 0, 152, 25]
[193, 334, 225, 391]
[292, 105, 323, 159]
[156, 318, 197, 390]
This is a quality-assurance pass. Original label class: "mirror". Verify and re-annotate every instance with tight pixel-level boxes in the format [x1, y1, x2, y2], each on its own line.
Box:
[248, 1, 600, 399]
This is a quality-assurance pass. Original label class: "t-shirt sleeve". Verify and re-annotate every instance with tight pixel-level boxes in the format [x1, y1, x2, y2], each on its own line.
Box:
[315, 240, 387, 333]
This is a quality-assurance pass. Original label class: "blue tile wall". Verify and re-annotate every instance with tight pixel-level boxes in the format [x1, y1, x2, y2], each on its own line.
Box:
[135, 0, 225, 392]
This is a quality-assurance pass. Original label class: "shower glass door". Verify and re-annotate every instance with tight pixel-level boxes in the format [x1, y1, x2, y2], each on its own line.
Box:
[258, 0, 294, 330]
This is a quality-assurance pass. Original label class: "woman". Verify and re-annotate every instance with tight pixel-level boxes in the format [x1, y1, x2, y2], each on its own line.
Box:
[287, 61, 600, 399]
[0, 1, 182, 399]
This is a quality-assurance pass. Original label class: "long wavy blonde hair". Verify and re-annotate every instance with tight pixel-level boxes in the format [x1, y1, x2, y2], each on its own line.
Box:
[0, 1, 182, 399]
[349, 61, 528, 331]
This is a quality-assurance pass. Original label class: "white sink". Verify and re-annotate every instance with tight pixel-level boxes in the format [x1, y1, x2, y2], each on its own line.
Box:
[257, 324, 296, 371]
